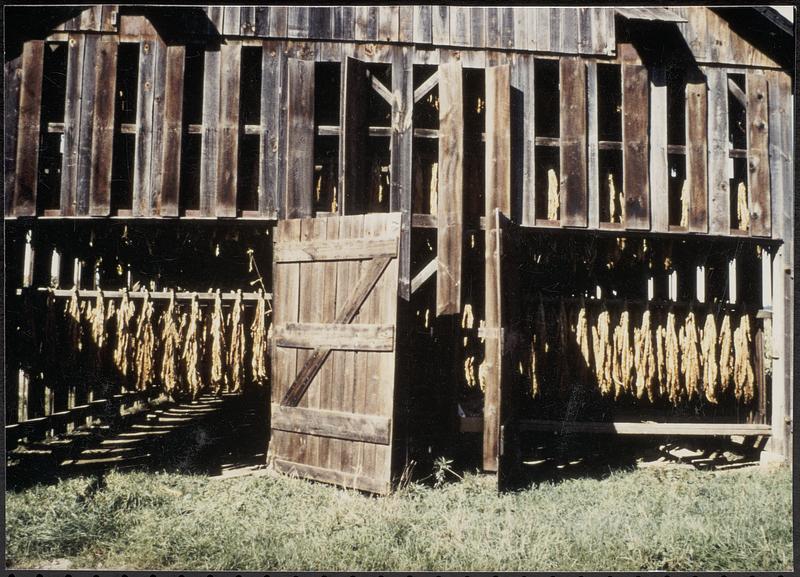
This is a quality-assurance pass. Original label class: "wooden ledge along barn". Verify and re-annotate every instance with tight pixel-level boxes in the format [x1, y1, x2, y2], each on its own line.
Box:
[4, 5, 795, 493]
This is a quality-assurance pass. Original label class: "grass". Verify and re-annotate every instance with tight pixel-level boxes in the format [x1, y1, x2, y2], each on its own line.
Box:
[5, 464, 792, 572]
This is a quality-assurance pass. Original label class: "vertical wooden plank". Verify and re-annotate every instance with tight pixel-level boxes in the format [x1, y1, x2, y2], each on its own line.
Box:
[309, 7, 332, 40]
[80, 5, 102, 31]
[378, 6, 399, 42]
[485, 66, 512, 471]
[222, 6, 241, 36]
[686, 78, 709, 232]
[485, 7, 500, 49]
[75, 34, 99, 216]
[199, 47, 220, 216]
[746, 73, 770, 237]
[649, 67, 669, 232]
[413, 5, 432, 45]
[535, 8, 551, 53]
[318, 216, 339, 474]
[13, 41, 44, 216]
[288, 6, 309, 38]
[101, 5, 119, 32]
[436, 60, 464, 317]
[391, 46, 413, 300]
[132, 38, 156, 216]
[578, 7, 593, 55]
[622, 63, 650, 230]
[559, 57, 587, 227]
[285, 58, 314, 218]
[767, 71, 790, 242]
[60, 34, 86, 216]
[216, 43, 241, 217]
[513, 7, 527, 51]
[89, 38, 119, 216]
[470, 6, 485, 48]
[500, 7, 514, 50]
[561, 8, 580, 54]
[157, 44, 184, 217]
[550, 8, 563, 53]
[398, 6, 414, 43]
[449, 6, 469, 47]
[341, 56, 369, 215]
[432, 5, 449, 46]
[339, 6, 355, 41]
[147, 37, 168, 216]
[586, 60, 599, 229]
[4, 54, 22, 216]
[355, 6, 378, 41]
[240, 6, 256, 36]
[269, 6, 288, 37]
[327, 216, 348, 473]
[260, 41, 282, 217]
[255, 6, 270, 36]
[706, 68, 729, 235]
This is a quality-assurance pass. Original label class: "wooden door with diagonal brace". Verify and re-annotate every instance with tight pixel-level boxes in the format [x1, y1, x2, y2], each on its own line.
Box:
[268, 213, 401, 494]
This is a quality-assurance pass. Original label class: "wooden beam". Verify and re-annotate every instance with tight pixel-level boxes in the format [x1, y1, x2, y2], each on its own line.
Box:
[410, 258, 437, 294]
[559, 57, 587, 227]
[271, 404, 391, 445]
[132, 38, 156, 216]
[199, 47, 221, 216]
[260, 41, 282, 218]
[216, 43, 241, 218]
[4, 54, 22, 216]
[274, 236, 397, 262]
[746, 73, 770, 237]
[436, 60, 464, 316]
[88, 38, 119, 216]
[13, 41, 44, 216]
[285, 58, 315, 218]
[622, 63, 650, 230]
[686, 77, 709, 232]
[340, 56, 369, 215]
[274, 323, 394, 351]
[60, 34, 86, 216]
[157, 44, 184, 217]
[370, 72, 392, 105]
[707, 68, 730, 235]
[414, 69, 439, 103]
[649, 67, 669, 233]
[586, 60, 600, 229]
[390, 46, 413, 300]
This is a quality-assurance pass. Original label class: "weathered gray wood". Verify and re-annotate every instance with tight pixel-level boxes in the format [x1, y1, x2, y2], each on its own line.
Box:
[60, 34, 85, 216]
[413, 5, 432, 45]
[272, 458, 390, 495]
[272, 404, 392, 445]
[450, 6, 469, 46]
[622, 63, 650, 230]
[4, 55, 22, 216]
[147, 37, 168, 216]
[649, 67, 669, 232]
[355, 6, 377, 41]
[240, 6, 256, 36]
[512, 7, 527, 51]
[561, 8, 580, 53]
[74, 34, 99, 215]
[578, 7, 593, 54]
[341, 56, 369, 215]
[89, 38, 119, 216]
[586, 60, 599, 229]
[309, 7, 332, 39]
[13, 41, 44, 216]
[199, 47, 221, 216]
[398, 5, 414, 43]
[255, 6, 270, 36]
[686, 78, 708, 232]
[79, 5, 102, 31]
[550, 8, 563, 52]
[222, 6, 241, 36]
[767, 71, 790, 242]
[269, 6, 287, 37]
[157, 44, 183, 217]
[706, 68, 730, 235]
[560, 57, 587, 227]
[411, 257, 437, 294]
[259, 42, 282, 218]
[485, 7, 500, 49]
[391, 46, 413, 300]
[216, 43, 241, 218]
[274, 236, 398, 262]
[338, 6, 355, 41]
[285, 58, 314, 219]
[432, 5, 449, 46]
[281, 255, 392, 407]
[288, 6, 309, 38]
[436, 60, 464, 316]
[274, 323, 394, 352]
[100, 5, 118, 32]
[132, 38, 156, 216]
[378, 6, 399, 42]
[469, 6, 486, 48]
[500, 7, 514, 50]
[746, 73, 770, 237]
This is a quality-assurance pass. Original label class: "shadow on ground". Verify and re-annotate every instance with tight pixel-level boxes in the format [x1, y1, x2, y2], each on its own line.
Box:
[6, 391, 270, 491]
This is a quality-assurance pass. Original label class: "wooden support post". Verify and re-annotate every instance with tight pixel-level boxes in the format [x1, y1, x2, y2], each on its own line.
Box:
[768, 246, 790, 459]
[391, 45, 413, 300]
[285, 57, 315, 218]
[436, 59, 464, 316]
[50, 248, 61, 288]
[761, 248, 772, 309]
[650, 67, 669, 233]
[13, 40, 44, 216]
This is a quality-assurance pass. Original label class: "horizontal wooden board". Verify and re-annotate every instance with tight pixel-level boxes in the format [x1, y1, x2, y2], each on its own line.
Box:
[272, 458, 391, 494]
[274, 322, 394, 351]
[462, 417, 772, 436]
[271, 404, 391, 445]
[274, 236, 398, 262]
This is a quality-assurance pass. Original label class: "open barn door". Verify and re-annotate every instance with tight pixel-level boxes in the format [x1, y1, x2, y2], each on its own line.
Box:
[269, 212, 401, 494]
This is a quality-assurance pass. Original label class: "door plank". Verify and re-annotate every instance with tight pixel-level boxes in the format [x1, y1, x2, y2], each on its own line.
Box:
[275, 323, 394, 351]
[13, 41, 44, 216]
[622, 63, 650, 230]
[747, 73, 770, 237]
[271, 404, 391, 445]
[216, 43, 241, 217]
[157, 44, 184, 217]
[273, 236, 398, 262]
[285, 58, 315, 218]
[559, 57, 588, 227]
[89, 38, 119, 216]
[686, 77, 709, 232]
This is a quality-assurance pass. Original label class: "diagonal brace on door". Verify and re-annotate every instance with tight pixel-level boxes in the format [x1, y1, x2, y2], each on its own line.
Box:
[280, 255, 393, 407]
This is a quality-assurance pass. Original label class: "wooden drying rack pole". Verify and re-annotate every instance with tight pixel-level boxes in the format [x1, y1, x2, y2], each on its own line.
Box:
[16, 287, 273, 302]
[524, 296, 767, 314]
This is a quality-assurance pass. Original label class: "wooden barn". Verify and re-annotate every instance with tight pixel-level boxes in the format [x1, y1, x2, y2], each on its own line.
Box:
[4, 5, 794, 493]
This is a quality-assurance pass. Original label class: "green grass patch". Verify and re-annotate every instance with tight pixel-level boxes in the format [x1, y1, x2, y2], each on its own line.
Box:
[5, 465, 792, 571]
